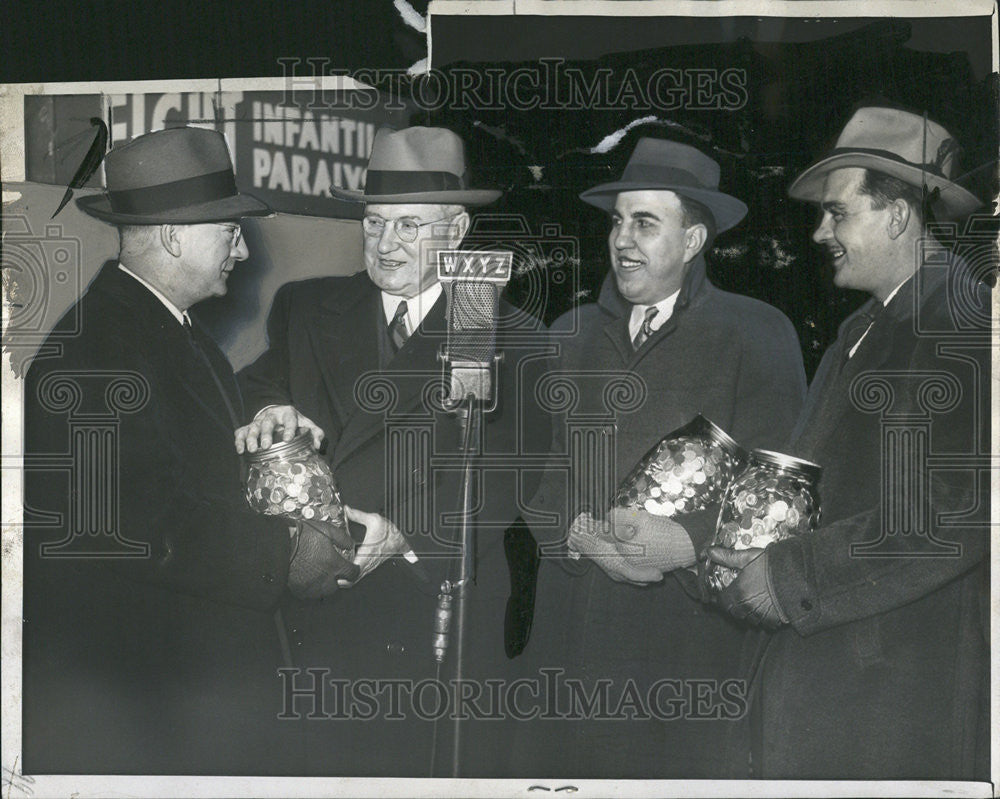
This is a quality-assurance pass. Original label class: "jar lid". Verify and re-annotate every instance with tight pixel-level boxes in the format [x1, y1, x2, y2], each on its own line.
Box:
[751, 448, 822, 482]
[243, 428, 314, 464]
[695, 414, 743, 455]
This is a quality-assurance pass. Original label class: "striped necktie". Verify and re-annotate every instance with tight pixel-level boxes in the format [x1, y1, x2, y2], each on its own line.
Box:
[388, 300, 409, 353]
[631, 306, 659, 350]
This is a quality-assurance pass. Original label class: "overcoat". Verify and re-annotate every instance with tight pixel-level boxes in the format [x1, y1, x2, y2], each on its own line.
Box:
[754, 256, 991, 780]
[238, 270, 551, 775]
[518, 254, 808, 777]
[22, 263, 294, 775]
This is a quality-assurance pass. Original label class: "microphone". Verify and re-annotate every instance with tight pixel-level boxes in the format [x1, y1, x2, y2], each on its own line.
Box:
[437, 249, 513, 408]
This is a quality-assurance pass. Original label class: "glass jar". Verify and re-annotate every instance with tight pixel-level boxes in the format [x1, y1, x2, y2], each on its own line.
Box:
[704, 448, 822, 595]
[613, 414, 749, 517]
[243, 431, 348, 527]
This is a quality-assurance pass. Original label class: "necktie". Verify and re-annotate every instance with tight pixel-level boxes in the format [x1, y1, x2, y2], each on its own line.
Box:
[388, 300, 409, 353]
[631, 306, 659, 350]
[184, 317, 240, 427]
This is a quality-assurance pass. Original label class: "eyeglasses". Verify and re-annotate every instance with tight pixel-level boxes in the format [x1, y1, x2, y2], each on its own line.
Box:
[361, 214, 458, 243]
[218, 223, 242, 249]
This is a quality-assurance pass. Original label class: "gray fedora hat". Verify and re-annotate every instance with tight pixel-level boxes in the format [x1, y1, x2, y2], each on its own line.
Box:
[788, 107, 981, 219]
[76, 127, 270, 224]
[330, 126, 501, 206]
[579, 138, 748, 233]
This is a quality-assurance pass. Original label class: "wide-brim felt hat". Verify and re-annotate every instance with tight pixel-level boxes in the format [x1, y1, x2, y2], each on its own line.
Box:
[330, 126, 501, 206]
[76, 127, 271, 224]
[788, 107, 982, 219]
[579, 138, 748, 233]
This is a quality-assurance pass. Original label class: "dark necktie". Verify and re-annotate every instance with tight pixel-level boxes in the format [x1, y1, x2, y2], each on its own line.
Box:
[631, 306, 659, 350]
[388, 300, 409, 353]
[183, 317, 240, 427]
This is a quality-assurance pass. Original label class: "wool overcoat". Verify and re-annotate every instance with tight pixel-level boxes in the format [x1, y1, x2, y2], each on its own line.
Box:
[22, 263, 295, 775]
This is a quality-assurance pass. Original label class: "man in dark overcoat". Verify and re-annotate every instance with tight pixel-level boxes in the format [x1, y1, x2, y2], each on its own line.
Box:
[22, 127, 356, 775]
[518, 138, 808, 777]
[236, 126, 550, 776]
[708, 106, 990, 780]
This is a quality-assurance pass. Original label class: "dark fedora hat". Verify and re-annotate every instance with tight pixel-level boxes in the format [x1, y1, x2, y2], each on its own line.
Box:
[788, 107, 981, 219]
[76, 127, 271, 224]
[330, 126, 501, 206]
[579, 138, 748, 233]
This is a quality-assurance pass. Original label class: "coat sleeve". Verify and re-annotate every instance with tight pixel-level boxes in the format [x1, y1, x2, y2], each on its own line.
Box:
[238, 281, 298, 422]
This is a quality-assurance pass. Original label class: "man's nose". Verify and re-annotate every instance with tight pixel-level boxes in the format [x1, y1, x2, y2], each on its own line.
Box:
[377, 223, 402, 253]
[812, 214, 832, 244]
[613, 223, 634, 249]
[233, 235, 250, 261]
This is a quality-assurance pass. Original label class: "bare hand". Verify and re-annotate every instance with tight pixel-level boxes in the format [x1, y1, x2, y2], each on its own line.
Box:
[235, 405, 324, 453]
[337, 505, 410, 587]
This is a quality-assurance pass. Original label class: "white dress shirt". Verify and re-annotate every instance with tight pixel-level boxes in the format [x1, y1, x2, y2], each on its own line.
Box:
[627, 290, 680, 342]
[381, 282, 443, 335]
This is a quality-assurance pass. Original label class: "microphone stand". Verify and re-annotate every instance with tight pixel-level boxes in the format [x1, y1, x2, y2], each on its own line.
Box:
[429, 356, 500, 777]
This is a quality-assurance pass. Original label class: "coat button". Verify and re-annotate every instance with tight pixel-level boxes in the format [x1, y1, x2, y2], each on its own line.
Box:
[800, 599, 813, 611]
[262, 573, 275, 583]
[386, 642, 406, 656]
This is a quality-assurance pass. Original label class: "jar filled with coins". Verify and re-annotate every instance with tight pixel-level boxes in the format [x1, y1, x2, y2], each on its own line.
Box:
[613, 414, 748, 518]
[704, 449, 822, 595]
[243, 430, 348, 528]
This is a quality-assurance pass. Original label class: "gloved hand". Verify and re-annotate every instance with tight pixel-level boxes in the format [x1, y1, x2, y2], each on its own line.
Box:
[337, 506, 410, 587]
[704, 546, 789, 629]
[287, 517, 359, 600]
[235, 404, 324, 453]
[567, 511, 664, 585]
[604, 506, 697, 572]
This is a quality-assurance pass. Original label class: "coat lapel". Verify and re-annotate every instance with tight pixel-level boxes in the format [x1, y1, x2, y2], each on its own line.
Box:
[95, 264, 239, 434]
[330, 288, 449, 468]
[310, 278, 383, 431]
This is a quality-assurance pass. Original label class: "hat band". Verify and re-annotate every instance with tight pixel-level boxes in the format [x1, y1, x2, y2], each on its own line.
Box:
[108, 170, 238, 215]
[827, 147, 947, 179]
[364, 169, 465, 196]
[618, 164, 715, 191]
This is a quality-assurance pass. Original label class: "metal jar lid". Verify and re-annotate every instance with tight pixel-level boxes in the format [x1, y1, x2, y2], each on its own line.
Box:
[242, 428, 314, 464]
[750, 448, 822, 483]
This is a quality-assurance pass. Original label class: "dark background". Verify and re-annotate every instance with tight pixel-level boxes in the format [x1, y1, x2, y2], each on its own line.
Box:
[4, 1, 997, 378]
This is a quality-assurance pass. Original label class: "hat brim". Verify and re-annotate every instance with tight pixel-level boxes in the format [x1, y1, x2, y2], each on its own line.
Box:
[75, 191, 272, 224]
[329, 186, 502, 206]
[788, 153, 982, 219]
[579, 181, 748, 233]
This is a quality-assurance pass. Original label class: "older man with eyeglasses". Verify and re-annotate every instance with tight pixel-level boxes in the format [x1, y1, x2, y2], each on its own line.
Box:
[235, 126, 550, 776]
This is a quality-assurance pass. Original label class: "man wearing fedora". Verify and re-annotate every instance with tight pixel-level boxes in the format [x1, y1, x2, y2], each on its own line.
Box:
[22, 127, 357, 774]
[707, 106, 990, 779]
[235, 126, 549, 776]
[518, 137, 807, 777]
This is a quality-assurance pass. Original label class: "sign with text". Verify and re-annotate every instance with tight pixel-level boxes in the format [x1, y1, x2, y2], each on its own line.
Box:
[24, 90, 411, 218]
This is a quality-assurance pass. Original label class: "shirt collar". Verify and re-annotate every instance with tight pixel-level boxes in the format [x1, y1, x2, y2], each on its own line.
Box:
[628, 290, 680, 339]
[381, 282, 443, 333]
[117, 263, 189, 326]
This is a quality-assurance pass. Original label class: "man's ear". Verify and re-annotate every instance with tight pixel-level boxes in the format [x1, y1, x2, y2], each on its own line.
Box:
[887, 198, 912, 240]
[449, 211, 471, 247]
[682, 223, 708, 264]
[159, 224, 182, 257]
